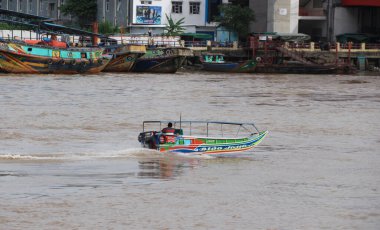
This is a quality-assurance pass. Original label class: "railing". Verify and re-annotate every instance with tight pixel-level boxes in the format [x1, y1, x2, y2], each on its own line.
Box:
[184, 41, 207, 47]
[275, 42, 380, 53]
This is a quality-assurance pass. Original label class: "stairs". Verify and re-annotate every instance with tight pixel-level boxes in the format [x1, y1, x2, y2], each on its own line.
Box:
[276, 47, 314, 65]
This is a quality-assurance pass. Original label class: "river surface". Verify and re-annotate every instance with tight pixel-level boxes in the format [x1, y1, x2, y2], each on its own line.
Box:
[0, 71, 379, 229]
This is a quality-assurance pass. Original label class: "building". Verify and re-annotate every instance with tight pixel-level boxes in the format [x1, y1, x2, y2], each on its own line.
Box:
[128, 0, 211, 36]
[250, 0, 299, 34]
[332, 0, 380, 40]
[97, 0, 129, 28]
[0, 0, 71, 23]
[249, 0, 380, 42]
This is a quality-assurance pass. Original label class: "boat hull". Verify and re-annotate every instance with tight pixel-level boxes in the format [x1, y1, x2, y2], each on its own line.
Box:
[202, 59, 256, 73]
[131, 47, 191, 73]
[140, 131, 268, 155]
[255, 64, 337, 74]
[132, 56, 185, 73]
[102, 45, 146, 72]
[103, 52, 142, 72]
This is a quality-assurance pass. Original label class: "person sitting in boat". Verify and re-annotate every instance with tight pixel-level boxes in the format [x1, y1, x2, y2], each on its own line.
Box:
[162, 122, 175, 134]
[160, 122, 176, 144]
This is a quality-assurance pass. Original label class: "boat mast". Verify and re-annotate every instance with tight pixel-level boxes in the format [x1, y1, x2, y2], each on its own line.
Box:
[179, 113, 182, 131]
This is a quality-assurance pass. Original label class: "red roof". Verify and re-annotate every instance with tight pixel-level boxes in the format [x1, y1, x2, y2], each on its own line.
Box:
[341, 0, 380, 7]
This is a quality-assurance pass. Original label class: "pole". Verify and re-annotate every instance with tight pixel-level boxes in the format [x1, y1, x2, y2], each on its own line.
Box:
[179, 113, 182, 131]
[326, 0, 330, 42]
[348, 42, 352, 68]
[335, 42, 338, 66]
[92, 21, 99, 46]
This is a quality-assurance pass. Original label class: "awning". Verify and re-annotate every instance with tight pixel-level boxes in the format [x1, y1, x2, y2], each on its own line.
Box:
[341, 0, 380, 7]
[0, 9, 104, 37]
[40, 22, 104, 37]
[336, 33, 380, 43]
[251, 32, 311, 42]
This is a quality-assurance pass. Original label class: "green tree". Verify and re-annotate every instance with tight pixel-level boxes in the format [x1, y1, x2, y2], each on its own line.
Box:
[164, 14, 185, 36]
[214, 4, 255, 41]
[98, 21, 119, 35]
[0, 22, 34, 30]
[60, 0, 97, 28]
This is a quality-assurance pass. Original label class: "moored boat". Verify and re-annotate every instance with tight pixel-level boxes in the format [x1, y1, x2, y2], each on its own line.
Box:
[0, 39, 110, 74]
[131, 47, 193, 73]
[201, 53, 257, 73]
[102, 44, 146, 72]
[138, 120, 268, 156]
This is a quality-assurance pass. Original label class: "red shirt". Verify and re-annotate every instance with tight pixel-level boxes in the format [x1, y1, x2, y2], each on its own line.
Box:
[162, 127, 175, 134]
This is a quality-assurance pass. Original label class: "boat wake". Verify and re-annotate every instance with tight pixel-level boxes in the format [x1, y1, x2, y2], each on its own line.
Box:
[0, 148, 225, 162]
[0, 148, 165, 162]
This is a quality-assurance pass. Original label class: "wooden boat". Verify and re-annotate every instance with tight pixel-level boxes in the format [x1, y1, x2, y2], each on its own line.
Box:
[102, 44, 146, 72]
[0, 39, 110, 74]
[138, 120, 268, 156]
[201, 53, 256, 73]
[131, 47, 193, 73]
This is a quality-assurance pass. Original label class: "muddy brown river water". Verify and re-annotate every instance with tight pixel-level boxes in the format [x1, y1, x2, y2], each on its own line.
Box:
[0, 71, 379, 229]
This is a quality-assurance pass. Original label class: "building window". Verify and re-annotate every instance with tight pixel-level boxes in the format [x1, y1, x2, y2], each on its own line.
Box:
[141, 1, 152, 4]
[19, 0, 23, 11]
[117, 0, 121, 11]
[189, 2, 200, 14]
[106, 0, 110, 12]
[0, 0, 2, 9]
[29, 0, 33, 12]
[313, 0, 323, 8]
[39, 0, 43, 13]
[172, 1, 182, 14]
[48, 3, 55, 17]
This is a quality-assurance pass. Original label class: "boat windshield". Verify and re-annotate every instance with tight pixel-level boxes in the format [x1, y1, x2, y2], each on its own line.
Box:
[203, 54, 225, 63]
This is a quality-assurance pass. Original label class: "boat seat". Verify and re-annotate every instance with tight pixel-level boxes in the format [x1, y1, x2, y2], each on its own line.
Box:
[174, 129, 183, 135]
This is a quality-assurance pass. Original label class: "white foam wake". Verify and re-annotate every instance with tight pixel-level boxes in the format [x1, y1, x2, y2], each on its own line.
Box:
[0, 148, 163, 161]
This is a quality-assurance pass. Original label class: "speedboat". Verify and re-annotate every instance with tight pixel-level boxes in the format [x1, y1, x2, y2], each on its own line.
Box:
[138, 120, 268, 156]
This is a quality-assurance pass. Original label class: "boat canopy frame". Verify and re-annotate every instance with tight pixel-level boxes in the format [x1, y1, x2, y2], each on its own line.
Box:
[142, 120, 261, 137]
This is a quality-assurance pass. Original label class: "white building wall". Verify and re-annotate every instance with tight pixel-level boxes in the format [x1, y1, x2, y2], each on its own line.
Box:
[131, 0, 206, 34]
[333, 7, 359, 36]
[289, 0, 299, 33]
[267, 0, 299, 33]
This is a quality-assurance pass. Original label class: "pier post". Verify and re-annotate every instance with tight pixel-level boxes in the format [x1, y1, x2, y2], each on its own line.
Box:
[207, 40, 212, 51]
[233, 41, 238, 49]
[310, 42, 315, 51]
[336, 42, 340, 52]
[361, 43, 366, 51]
[357, 56, 366, 71]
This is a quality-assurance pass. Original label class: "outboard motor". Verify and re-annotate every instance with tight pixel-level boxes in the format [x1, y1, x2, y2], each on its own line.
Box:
[138, 132, 145, 143]
[138, 131, 157, 149]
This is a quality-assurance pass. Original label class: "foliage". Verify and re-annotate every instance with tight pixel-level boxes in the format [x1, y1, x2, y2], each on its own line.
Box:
[164, 14, 185, 36]
[0, 22, 34, 30]
[60, 0, 97, 28]
[214, 4, 255, 40]
[98, 21, 119, 35]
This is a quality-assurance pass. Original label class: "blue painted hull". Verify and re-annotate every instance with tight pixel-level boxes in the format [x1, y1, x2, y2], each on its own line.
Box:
[132, 56, 185, 73]
[202, 59, 256, 73]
